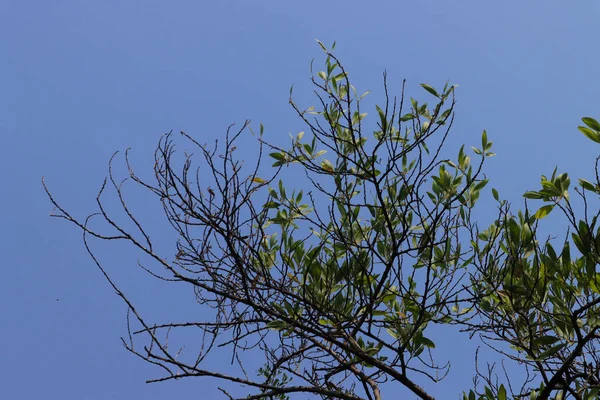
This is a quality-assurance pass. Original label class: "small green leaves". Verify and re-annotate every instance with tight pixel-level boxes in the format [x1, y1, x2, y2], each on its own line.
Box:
[482, 130, 494, 155]
[498, 384, 507, 400]
[578, 126, 600, 143]
[482, 130, 488, 150]
[572, 231, 588, 256]
[315, 38, 327, 52]
[270, 152, 288, 167]
[457, 145, 471, 171]
[420, 83, 439, 98]
[463, 390, 476, 400]
[492, 188, 499, 201]
[590, 274, 600, 294]
[534, 204, 554, 219]
[523, 191, 544, 199]
[471, 130, 494, 156]
[267, 320, 288, 331]
[264, 201, 281, 209]
[321, 159, 335, 173]
[533, 335, 561, 347]
[522, 172, 569, 201]
[400, 113, 415, 122]
[352, 111, 368, 125]
[578, 118, 600, 144]
[507, 218, 521, 245]
[535, 343, 566, 361]
[582, 117, 600, 131]
[579, 178, 598, 192]
[376, 105, 387, 133]
[272, 57, 600, 393]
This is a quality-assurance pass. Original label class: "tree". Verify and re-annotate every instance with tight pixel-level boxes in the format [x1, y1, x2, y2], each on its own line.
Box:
[44, 41, 600, 400]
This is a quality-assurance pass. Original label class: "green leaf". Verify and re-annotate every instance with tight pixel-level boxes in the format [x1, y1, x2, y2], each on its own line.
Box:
[420, 83, 439, 98]
[376, 105, 387, 132]
[318, 71, 327, 80]
[585, 388, 599, 400]
[533, 335, 560, 347]
[315, 38, 327, 52]
[440, 315, 453, 323]
[321, 159, 335, 173]
[266, 320, 288, 331]
[508, 219, 520, 244]
[562, 241, 571, 268]
[530, 389, 538, 400]
[579, 179, 597, 192]
[572, 232, 588, 255]
[269, 152, 285, 161]
[474, 179, 489, 191]
[420, 336, 436, 348]
[523, 191, 544, 199]
[590, 273, 600, 294]
[492, 188, 499, 201]
[578, 126, 600, 143]
[386, 328, 399, 340]
[439, 108, 452, 119]
[264, 201, 281, 209]
[558, 173, 570, 192]
[498, 384, 507, 400]
[479, 298, 492, 312]
[534, 204, 554, 219]
[536, 343, 566, 361]
[583, 117, 600, 131]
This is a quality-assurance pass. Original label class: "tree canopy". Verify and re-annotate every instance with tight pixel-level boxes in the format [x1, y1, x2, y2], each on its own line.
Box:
[46, 42, 600, 400]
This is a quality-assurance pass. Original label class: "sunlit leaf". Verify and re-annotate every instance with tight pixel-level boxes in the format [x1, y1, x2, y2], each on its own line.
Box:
[578, 126, 600, 143]
[523, 191, 544, 199]
[579, 178, 597, 192]
[492, 188, 499, 201]
[420, 83, 439, 98]
[582, 117, 600, 131]
[315, 38, 327, 52]
[321, 159, 335, 173]
[498, 384, 507, 400]
[534, 204, 554, 219]
[266, 320, 288, 331]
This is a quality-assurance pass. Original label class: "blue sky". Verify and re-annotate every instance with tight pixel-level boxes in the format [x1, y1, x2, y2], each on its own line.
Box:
[2, 1, 600, 399]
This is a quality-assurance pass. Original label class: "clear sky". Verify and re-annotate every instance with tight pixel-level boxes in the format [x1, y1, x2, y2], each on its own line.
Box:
[2, 1, 600, 399]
